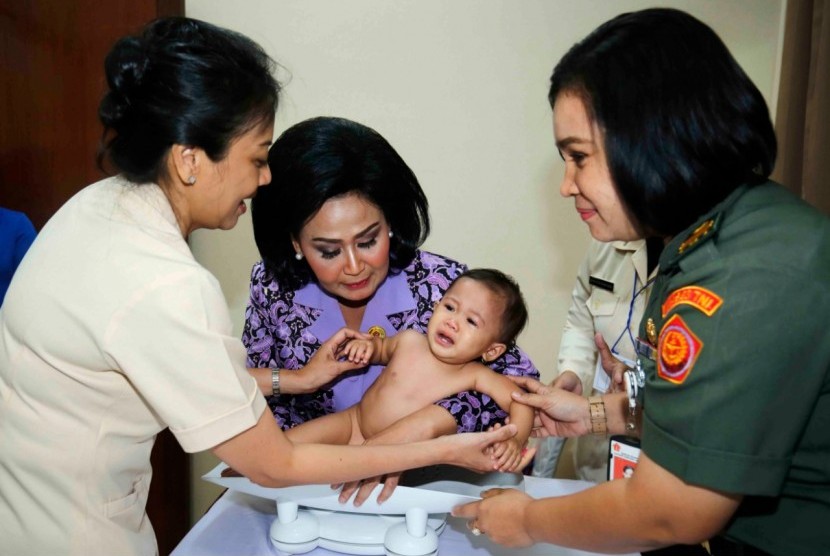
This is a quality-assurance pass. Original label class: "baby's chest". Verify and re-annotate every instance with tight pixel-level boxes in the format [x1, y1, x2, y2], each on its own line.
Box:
[384, 362, 470, 399]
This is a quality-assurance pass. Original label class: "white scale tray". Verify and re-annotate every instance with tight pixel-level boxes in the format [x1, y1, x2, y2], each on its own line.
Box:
[204, 464, 524, 555]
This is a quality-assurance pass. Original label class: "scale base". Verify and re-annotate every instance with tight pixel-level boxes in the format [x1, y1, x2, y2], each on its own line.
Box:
[271, 506, 446, 555]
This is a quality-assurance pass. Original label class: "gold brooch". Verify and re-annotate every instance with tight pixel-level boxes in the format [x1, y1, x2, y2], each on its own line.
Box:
[367, 325, 386, 339]
[646, 318, 657, 345]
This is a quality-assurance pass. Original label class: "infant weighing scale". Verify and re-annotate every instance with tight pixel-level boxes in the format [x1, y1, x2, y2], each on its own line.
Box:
[204, 463, 524, 556]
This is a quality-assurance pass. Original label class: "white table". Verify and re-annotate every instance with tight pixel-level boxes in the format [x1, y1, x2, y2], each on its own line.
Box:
[172, 476, 638, 556]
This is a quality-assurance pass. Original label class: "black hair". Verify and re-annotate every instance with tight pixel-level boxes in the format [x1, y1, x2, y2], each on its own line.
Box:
[548, 8, 777, 236]
[252, 116, 430, 291]
[97, 17, 280, 183]
[452, 268, 528, 345]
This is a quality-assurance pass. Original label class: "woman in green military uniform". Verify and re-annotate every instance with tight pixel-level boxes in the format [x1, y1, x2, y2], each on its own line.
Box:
[453, 8, 830, 556]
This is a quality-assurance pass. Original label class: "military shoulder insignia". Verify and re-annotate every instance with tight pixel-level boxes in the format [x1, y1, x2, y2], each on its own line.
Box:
[367, 325, 386, 339]
[678, 219, 715, 254]
[662, 286, 723, 317]
[658, 314, 702, 384]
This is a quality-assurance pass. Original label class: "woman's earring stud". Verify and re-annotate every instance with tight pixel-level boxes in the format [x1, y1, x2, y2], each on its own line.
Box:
[388, 231, 394, 238]
[295, 252, 303, 261]
[187, 176, 196, 185]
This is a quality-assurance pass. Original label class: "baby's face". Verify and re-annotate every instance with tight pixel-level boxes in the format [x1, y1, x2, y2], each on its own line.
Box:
[426, 278, 505, 364]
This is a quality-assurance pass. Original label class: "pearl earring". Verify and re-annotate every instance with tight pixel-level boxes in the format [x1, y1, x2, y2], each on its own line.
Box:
[295, 252, 303, 261]
[187, 176, 196, 185]
[388, 231, 394, 238]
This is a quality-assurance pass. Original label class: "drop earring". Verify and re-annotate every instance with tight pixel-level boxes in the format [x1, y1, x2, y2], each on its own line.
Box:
[295, 252, 303, 261]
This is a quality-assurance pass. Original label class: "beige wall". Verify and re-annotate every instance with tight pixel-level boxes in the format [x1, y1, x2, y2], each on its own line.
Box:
[184, 0, 785, 523]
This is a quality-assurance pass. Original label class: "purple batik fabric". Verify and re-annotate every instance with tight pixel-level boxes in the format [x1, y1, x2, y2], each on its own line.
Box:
[242, 250, 539, 432]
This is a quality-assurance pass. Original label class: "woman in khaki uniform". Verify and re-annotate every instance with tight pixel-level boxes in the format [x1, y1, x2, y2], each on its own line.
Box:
[561, 238, 658, 483]
[0, 18, 515, 556]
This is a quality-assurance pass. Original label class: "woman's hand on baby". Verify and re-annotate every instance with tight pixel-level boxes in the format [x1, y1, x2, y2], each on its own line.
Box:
[297, 328, 371, 392]
[506, 377, 556, 438]
[508, 376, 591, 438]
[443, 424, 519, 472]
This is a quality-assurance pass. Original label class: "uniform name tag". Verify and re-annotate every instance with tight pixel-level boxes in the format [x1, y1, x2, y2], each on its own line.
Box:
[589, 276, 614, 292]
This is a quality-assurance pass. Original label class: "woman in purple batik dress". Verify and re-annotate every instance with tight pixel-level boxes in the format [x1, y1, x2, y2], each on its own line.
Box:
[243, 117, 539, 502]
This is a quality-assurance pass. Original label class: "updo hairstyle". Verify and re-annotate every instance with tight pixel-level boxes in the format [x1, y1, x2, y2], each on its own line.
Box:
[97, 17, 280, 184]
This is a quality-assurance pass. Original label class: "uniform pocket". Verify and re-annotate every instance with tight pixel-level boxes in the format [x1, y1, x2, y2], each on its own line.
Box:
[587, 288, 620, 318]
[104, 473, 149, 533]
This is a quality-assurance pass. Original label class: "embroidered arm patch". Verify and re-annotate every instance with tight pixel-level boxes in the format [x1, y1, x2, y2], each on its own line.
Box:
[658, 314, 703, 384]
[662, 286, 723, 317]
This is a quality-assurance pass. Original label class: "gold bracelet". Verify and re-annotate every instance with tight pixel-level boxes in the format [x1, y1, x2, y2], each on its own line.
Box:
[588, 395, 607, 435]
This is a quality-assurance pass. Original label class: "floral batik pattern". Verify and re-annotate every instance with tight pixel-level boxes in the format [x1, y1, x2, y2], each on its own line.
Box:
[243, 273, 333, 428]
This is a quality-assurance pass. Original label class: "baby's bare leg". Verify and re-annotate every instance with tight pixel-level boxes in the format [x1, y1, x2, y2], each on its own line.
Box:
[285, 409, 355, 445]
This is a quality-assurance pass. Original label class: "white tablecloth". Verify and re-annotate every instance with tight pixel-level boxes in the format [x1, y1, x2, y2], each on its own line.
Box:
[172, 476, 638, 556]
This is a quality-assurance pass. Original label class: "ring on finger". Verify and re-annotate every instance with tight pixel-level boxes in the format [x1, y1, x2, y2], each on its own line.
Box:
[469, 520, 483, 536]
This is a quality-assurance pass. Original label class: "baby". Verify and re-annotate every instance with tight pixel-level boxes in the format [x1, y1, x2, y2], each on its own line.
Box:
[285, 268, 533, 471]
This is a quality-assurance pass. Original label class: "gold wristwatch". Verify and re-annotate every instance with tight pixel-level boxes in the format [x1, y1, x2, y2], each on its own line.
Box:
[589, 395, 607, 435]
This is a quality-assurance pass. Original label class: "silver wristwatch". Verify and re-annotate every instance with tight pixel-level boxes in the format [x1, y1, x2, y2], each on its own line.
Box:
[271, 368, 280, 396]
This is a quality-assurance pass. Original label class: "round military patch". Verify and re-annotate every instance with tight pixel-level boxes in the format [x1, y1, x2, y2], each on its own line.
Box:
[367, 325, 386, 339]
[658, 314, 702, 384]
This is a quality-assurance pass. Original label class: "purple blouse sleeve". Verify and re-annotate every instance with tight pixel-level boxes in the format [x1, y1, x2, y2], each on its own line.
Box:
[241, 263, 276, 369]
[242, 263, 333, 430]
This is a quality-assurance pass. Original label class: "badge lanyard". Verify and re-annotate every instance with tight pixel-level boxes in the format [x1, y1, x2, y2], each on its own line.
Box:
[608, 358, 646, 480]
[613, 270, 653, 431]
[610, 272, 655, 358]
[593, 272, 655, 394]
[607, 272, 653, 479]
[606, 356, 645, 479]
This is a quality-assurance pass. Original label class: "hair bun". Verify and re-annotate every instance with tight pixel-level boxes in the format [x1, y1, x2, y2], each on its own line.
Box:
[99, 36, 149, 127]
[97, 16, 279, 184]
[105, 36, 150, 91]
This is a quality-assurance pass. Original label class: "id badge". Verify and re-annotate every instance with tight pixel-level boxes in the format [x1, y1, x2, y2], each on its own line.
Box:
[607, 435, 641, 480]
[592, 354, 636, 393]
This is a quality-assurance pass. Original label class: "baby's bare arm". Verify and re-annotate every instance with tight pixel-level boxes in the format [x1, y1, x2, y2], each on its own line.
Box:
[473, 366, 534, 447]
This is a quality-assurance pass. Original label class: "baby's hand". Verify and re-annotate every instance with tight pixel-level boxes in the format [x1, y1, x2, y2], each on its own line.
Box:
[341, 338, 375, 365]
[490, 437, 525, 472]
